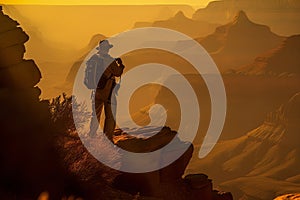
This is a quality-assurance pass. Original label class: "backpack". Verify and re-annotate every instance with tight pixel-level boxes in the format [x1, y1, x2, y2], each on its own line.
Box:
[84, 55, 108, 90]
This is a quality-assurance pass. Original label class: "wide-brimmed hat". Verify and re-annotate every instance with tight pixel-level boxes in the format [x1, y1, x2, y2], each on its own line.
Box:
[96, 40, 113, 50]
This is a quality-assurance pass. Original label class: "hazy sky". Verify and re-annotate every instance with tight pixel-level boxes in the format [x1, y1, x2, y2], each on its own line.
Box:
[3, 0, 213, 7]
[4, 4, 202, 50]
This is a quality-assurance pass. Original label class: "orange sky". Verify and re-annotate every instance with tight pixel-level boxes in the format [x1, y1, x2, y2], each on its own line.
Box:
[2, 0, 213, 7]
[4, 4, 200, 50]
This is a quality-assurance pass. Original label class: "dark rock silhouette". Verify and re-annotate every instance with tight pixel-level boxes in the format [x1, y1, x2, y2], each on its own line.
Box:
[0, 59, 41, 88]
[0, 6, 81, 199]
[2, 5, 86, 99]
[199, 10, 284, 71]
[59, 126, 233, 200]
[112, 127, 232, 200]
[233, 34, 300, 76]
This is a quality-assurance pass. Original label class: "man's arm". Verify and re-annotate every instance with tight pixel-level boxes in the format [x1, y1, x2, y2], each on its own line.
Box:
[109, 58, 125, 77]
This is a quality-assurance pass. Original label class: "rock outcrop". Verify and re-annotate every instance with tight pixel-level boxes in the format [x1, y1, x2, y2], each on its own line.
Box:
[112, 127, 233, 200]
[0, 8, 40, 88]
[0, 6, 79, 199]
[57, 126, 233, 199]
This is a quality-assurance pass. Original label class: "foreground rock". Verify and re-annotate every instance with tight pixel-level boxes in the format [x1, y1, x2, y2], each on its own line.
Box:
[0, 6, 81, 199]
[58, 126, 233, 199]
[112, 127, 233, 200]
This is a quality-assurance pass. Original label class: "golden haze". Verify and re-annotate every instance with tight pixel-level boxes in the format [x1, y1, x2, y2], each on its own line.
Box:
[2, 0, 213, 7]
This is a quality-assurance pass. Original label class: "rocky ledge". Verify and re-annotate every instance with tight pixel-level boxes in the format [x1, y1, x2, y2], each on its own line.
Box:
[59, 126, 233, 200]
[113, 127, 233, 200]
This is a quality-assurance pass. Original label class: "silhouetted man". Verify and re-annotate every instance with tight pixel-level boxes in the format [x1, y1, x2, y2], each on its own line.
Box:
[88, 40, 125, 140]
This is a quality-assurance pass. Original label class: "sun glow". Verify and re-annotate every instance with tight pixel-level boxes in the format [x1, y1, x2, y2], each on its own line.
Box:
[1, 0, 213, 7]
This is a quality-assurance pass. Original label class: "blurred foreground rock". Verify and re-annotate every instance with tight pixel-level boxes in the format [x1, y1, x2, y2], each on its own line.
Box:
[274, 193, 300, 200]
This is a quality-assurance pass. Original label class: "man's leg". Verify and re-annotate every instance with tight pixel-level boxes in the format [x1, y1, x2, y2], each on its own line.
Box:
[89, 91, 104, 137]
[103, 101, 116, 141]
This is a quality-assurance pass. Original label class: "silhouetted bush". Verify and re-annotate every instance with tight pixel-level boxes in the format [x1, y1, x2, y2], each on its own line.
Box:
[49, 93, 89, 137]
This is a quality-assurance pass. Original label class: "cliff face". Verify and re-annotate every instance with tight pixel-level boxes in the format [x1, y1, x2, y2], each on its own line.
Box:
[0, 6, 77, 199]
[0, 7, 41, 88]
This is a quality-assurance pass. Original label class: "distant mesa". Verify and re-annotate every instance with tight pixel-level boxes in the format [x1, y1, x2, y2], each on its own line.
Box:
[232, 10, 251, 25]
[134, 10, 219, 38]
[173, 10, 186, 18]
[199, 10, 284, 71]
[193, 0, 300, 36]
[232, 34, 300, 76]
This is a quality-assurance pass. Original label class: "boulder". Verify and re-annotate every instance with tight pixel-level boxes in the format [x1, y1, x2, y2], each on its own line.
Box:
[113, 127, 232, 200]
[114, 126, 176, 153]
